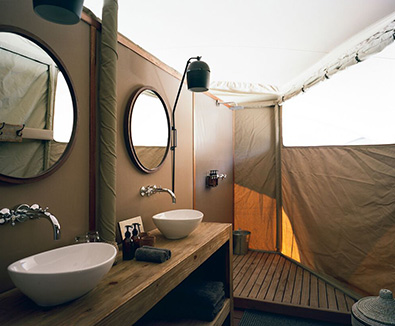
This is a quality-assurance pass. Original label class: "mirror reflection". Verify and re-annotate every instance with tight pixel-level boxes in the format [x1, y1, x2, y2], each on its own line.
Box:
[0, 31, 75, 181]
[125, 88, 170, 173]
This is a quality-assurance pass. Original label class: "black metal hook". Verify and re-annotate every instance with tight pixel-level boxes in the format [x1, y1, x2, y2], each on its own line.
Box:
[16, 124, 25, 137]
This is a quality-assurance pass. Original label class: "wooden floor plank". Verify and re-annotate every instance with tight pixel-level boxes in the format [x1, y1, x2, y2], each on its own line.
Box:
[265, 255, 286, 301]
[233, 250, 253, 274]
[273, 259, 292, 303]
[249, 252, 275, 299]
[318, 279, 328, 309]
[282, 262, 297, 303]
[234, 251, 261, 296]
[233, 251, 253, 279]
[300, 269, 311, 306]
[336, 289, 348, 313]
[239, 252, 268, 298]
[327, 284, 338, 311]
[291, 266, 303, 305]
[233, 251, 259, 292]
[345, 295, 356, 312]
[256, 254, 281, 300]
[233, 253, 244, 268]
[233, 251, 358, 325]
[310, 274, 319, 308]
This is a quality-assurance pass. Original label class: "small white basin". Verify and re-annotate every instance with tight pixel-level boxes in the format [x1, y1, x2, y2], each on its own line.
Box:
[8, 242, 117, 306]
[152, 209, 203, 239]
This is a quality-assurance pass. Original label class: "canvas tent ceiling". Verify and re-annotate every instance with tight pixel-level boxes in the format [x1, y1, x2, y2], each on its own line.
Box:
[84, 0, 395, 105]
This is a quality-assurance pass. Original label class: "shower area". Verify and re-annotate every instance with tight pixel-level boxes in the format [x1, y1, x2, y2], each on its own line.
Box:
[232, 104, 395, 323]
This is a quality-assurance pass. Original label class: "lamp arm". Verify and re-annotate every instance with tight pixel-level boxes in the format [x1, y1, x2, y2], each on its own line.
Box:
[171, 56, 201, 193]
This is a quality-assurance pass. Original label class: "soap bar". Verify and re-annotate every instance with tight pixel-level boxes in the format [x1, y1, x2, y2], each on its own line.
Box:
[139, 233, 156, 247]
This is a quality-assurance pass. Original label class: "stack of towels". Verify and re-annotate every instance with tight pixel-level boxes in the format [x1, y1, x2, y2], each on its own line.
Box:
[142, 280, 225, 322]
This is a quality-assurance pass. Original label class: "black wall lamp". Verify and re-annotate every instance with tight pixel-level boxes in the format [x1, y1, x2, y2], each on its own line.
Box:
[33, 0, 84, 25]
[171, 56, 210, 193]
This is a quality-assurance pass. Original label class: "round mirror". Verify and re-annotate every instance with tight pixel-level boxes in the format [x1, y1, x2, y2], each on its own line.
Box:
[0, 28, 77, 183]
[124, 87, 170, 173]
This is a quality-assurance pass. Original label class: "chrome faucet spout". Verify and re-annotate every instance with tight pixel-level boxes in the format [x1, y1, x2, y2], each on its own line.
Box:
[44, 212, 61, 240]
[0, 204, 61, 240]
[20, 204, 61, 240]
[156, 187, 177, 204]
[140, 185, 177, 204]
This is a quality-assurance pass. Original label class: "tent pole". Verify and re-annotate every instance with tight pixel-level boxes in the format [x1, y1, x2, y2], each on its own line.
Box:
[274, 104, 283, 252]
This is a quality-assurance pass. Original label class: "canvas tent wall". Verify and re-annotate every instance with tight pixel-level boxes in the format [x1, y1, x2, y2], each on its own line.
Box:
[0, 33, 59, 177]
[233, 13, 395, 296]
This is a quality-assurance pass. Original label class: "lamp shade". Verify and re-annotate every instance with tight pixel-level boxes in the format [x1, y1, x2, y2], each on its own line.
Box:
[33, 0, 84, 25]
[187, 60, 210, 92]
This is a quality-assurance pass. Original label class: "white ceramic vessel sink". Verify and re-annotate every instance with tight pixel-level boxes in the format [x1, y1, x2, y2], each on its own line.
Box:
[8, 242, 117, 306]
[152, 209, 203, 239]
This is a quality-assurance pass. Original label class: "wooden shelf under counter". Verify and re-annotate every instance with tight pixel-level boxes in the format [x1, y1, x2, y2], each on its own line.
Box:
[139, 298, 231, 326]
[0, 222, 234, 326]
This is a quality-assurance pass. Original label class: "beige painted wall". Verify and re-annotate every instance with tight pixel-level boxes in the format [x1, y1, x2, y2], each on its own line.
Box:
[115, 42, 194, 238]
[0, 0, 90, 292]
[194, 95, 234, 224]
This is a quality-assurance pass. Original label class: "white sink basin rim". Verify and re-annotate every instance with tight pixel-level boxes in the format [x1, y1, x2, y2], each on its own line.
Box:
[152, 209, 203, 239]
[8, 242, 117, 306]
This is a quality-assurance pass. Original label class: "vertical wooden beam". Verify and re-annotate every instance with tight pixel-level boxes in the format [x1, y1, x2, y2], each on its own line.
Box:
[89, 25, 97, 231]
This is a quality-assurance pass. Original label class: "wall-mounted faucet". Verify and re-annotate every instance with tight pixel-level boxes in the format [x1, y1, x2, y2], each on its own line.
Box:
[0, 204, 61, 240]
[140, 185, 176, 204]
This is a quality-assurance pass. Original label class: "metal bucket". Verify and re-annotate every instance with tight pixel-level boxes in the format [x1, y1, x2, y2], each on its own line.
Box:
[233, 229, 251, 255]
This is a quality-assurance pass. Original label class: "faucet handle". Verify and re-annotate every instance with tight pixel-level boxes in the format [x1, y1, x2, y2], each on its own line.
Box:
[140, 186, 148, 197]
[140, 185, 156, 197]
[0, 208, 12, 225]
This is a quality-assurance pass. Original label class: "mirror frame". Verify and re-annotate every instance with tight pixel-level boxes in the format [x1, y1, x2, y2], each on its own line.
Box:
[0, 25, 78, 184]
[124, 86, 170, 174]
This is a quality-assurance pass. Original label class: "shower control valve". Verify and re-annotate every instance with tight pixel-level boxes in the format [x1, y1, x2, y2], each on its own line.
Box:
[206, 170, 227, 187]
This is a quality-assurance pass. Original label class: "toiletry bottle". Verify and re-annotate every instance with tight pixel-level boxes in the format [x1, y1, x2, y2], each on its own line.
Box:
[131, 223, 141, 257]
[132, 223, 141, 248]
[122, 225, 133, 260]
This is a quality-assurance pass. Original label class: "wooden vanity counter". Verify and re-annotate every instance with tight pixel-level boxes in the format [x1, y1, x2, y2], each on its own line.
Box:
[0, 222, 233, 326]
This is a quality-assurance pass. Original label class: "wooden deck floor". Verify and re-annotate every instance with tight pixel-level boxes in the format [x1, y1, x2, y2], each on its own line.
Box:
[233, 251, 359, 324]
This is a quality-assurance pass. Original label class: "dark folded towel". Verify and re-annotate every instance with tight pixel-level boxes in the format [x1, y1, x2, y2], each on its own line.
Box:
[143, 280, 226, 321]
[142, 245, 171, 259]
[190, 295, 226, 321]
[172, 280, 225, 308]
[135, 246, 171, 263]
[145, 293, 226, 322]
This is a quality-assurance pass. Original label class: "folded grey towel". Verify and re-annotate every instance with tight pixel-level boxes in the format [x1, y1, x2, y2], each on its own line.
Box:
[135, 246, 171, 263]
[174, 280, 225, 308]
[191, 295, 226, 321]
[142, 245, 171, 259]
[142, 293, 226, 322]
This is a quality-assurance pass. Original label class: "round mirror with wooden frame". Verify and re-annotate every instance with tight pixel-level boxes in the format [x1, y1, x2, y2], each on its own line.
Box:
[124, 86, 170, 173]
[0, 26, 78, 184]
